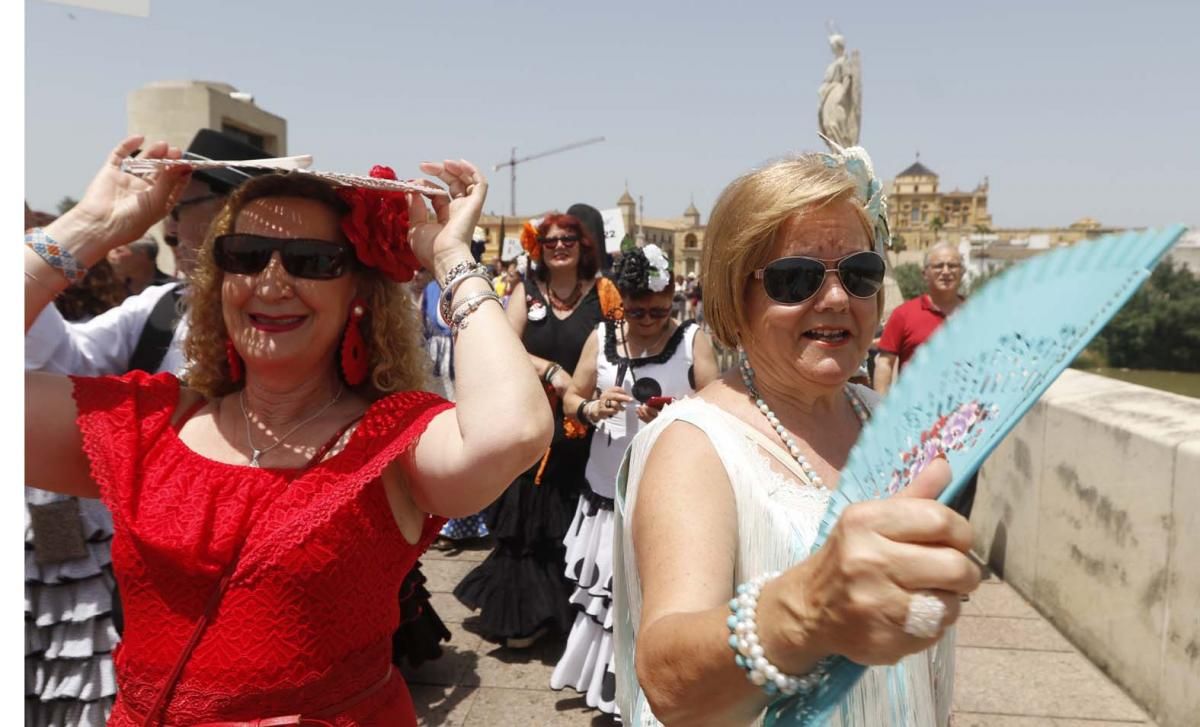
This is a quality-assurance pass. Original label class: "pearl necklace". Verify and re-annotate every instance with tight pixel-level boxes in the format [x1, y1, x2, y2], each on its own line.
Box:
[240, 385, 344, 468]
[738, 353, 869, 489]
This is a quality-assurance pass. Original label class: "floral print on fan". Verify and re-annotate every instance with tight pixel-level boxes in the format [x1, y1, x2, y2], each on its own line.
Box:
[888, 400, 994, 494]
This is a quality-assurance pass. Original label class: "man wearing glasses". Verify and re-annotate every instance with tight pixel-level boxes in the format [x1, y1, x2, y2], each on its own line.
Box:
[26, 129, 269, 377]
[873, 242, 966, 395]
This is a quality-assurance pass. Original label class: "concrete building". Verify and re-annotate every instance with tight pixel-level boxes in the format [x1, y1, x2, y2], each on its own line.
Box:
[127, 80, 287, 273]
[127, 80, 287, 156]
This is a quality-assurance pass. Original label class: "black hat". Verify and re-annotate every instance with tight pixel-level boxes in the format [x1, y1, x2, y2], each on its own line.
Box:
[566, 203, 605, 249]
[184, 129, 271, 194]
[567, 202, 613, 272]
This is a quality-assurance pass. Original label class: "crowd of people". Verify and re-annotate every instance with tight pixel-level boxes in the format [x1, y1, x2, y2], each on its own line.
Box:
[25, 129, 980, 726]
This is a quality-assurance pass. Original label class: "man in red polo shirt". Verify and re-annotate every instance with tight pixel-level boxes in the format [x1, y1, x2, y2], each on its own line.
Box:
[874, 242, 965, 394]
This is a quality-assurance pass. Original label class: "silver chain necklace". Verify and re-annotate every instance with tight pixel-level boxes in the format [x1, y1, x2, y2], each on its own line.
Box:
[239, 385, 344, 467]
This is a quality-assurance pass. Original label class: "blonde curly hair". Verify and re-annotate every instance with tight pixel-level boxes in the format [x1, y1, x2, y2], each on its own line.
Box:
[184, 173, 430, 400]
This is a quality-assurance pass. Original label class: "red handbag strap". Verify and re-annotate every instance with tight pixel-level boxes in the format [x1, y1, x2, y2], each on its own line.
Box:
[141, 564, 235, 727]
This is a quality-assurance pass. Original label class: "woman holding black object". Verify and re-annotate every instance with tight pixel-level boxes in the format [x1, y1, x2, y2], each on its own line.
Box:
[550, 244, 717, 715]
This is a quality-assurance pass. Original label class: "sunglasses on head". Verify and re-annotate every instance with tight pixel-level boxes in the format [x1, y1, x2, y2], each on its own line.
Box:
[753, 251, 885, 305]
[213, 233, 356, 280]
[624, 306, 673, 320]
[539, 234, 580, 248]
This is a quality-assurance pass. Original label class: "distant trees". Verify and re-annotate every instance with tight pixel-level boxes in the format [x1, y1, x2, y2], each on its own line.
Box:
[893, 262, 924, 300]
[1089, 260, 1200, 372]
[57, 196, 79, 215]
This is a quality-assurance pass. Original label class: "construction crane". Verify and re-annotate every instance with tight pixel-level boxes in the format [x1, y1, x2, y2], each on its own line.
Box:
[494, 136, 605, 217]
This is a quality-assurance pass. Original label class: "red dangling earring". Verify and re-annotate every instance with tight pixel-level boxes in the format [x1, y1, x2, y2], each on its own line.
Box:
[340, 297, 369, 386]
[225, 337, 243, 383]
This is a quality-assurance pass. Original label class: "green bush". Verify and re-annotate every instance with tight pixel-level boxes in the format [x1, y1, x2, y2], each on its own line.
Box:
[893, 263, 925, 300]
[1089, 260, 1200, 372]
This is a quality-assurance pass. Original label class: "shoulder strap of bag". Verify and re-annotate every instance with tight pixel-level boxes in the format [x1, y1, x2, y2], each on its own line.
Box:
[129, 284, 185, 374]
[141, 557, 237, 726]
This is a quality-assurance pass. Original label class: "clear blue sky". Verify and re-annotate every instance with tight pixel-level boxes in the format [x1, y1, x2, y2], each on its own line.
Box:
[24, 0, 1200, 228]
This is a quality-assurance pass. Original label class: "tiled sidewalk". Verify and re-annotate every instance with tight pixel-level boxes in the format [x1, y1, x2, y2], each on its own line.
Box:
[406, 542, 1156, 726]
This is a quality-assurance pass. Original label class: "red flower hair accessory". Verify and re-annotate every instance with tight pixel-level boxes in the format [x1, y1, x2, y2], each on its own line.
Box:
[336, 165, 420, 283]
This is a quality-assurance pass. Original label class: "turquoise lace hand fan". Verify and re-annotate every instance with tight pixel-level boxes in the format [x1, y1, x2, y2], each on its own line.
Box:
[766, 224, 1187, 726]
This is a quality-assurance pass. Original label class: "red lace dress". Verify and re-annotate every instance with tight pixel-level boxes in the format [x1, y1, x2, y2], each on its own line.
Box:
[71, 371, 452, 726]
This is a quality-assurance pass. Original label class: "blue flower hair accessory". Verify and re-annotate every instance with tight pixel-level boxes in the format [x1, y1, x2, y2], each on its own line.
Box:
[817, 134, 890, 257]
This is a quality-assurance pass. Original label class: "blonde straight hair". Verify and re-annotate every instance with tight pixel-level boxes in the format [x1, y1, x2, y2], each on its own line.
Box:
[701, 155, 883, 348]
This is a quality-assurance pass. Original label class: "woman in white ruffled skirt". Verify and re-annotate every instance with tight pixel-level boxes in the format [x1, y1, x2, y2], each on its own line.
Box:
[551, 245, 718, 716]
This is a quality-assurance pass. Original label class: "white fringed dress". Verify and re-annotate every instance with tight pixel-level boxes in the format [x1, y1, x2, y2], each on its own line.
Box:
[613, 394, 956, 726]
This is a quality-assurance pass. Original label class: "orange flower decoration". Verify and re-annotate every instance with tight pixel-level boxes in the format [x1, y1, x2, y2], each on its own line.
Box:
[520, 220, 541, 262]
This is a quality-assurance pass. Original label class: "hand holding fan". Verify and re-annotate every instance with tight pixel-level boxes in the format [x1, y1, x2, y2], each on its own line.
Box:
[766, 224, 1188, 726]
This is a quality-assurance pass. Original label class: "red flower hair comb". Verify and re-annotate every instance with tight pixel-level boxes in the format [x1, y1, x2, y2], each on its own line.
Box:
[335, 165, 421, 283]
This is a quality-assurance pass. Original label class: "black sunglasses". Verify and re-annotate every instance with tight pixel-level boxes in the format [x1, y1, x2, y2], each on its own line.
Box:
[213, 234, 356, 280]
[753, 251, 885, 304]
[625, 306, 672, 320]
[539, 234, 580, 248]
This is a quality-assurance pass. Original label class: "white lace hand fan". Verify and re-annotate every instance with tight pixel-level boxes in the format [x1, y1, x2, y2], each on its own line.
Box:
[766, 224, 1187, 726]
[121, 156, 451, 196]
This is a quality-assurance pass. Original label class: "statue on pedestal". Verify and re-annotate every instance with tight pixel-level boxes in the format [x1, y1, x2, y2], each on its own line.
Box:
[818, 23, 862, 148]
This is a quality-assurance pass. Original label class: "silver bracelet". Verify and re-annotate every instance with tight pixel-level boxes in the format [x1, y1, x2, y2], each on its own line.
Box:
[438, 262, 491, 326]
[449, 292, 501, 337]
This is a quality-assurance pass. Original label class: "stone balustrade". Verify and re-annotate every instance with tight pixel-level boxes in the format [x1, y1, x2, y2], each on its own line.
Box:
[972, 368, 1200, 727]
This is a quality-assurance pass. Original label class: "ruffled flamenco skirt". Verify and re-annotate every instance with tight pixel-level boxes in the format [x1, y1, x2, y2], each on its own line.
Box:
[25, 489, 119, 727]
[453, 467, 581, 643]
[391, 560, 451, 670]
[550, 489, 618, 717]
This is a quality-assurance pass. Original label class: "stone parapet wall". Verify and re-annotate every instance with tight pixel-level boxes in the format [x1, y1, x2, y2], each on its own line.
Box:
[973, 369, 1200, 727]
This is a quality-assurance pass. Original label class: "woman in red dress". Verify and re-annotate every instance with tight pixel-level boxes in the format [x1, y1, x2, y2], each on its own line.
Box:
[23, 137, 553, 726]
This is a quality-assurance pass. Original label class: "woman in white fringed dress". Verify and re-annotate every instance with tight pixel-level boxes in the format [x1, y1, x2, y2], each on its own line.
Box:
[613, 149, 980, 725]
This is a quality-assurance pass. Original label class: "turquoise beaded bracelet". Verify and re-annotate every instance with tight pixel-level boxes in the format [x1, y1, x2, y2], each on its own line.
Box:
[727, 571, 832, 697]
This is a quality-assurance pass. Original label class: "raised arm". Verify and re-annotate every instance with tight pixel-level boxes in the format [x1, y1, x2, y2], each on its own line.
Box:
[398, 162, 553, 518]
[25, 137, 190, 495]
[25, 136, 189, 332]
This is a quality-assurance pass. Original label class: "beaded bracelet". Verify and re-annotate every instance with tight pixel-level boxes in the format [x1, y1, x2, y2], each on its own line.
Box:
[448, 292, 501, 338]
[727, 572, 832, 697]
[438, 262, 492, 326]
[26, 228, 87, 285]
